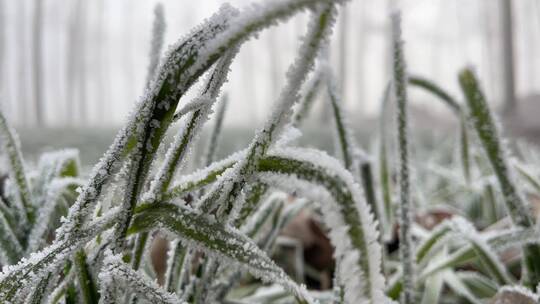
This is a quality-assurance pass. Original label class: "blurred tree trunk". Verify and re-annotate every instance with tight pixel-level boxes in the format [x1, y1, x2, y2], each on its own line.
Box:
[16, 0, 28, 126]
[66, 0, 86, 125]
[500, 0, 516, 115]
[0, 0, 5, 109]
[338, 5, 348, 99]
[356, 1, 366, 116]
[95, 0, 106, 123]
[32, 0, 44, 126]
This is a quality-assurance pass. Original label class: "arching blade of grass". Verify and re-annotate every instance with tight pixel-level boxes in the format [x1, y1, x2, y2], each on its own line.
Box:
[457, 272, 498, 299]
[0, 208, 120, 302]
[99, 252, 183, 304]
[0, 110, 34, 228]
[408, 76, 471, 183]
[26, 178, 83, 254]
[61, 0, 345, 240]
[408, 76, 461, 113]
[129, 49, 238, 275]
[196, 2, 339, 220]
[491, 286, 539, 303]
[387, 219, 539, 300]
[256, 147, 387, 304]
[128, 203, 315, 303]
[461, 232, 513, 286]
[459, 67, 540, 288]
[418, 224, 540, 281]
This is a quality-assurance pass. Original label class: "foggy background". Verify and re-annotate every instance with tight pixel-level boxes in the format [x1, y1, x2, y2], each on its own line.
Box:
[1, 0, 538, 128]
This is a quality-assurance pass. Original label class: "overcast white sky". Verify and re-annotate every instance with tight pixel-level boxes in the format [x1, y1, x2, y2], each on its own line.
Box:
[2, 0, 540, 127]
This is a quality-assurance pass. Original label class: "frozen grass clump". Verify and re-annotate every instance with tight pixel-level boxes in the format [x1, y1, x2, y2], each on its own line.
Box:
[1, 2, 540, 304]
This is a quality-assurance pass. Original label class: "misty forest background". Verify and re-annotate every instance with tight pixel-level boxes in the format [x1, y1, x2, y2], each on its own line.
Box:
[0, 0, 539, 163]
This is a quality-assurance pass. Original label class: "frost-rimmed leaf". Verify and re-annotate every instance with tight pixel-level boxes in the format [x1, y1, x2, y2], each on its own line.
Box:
[0, 109, 34, 227]
[196, 2, 339, 220]
[131, 49, 238, 273]
[457, 271, 498, 299]
[443, 270, 482, 304]
[408, 75, 471, 183]
[27, 177, 83, 253]
[0, 208, 120, 302]
[491, 285, 539, 303]
[145, 2, 166, 88]
[74, 250, 99, 304]
[0, 204, 23, 265]
[408, 76, 461, 113]
[292, 70, 322, 127]
[127, 203, 315, 303]
[391, 12, 414, 303]
[61, 0, 342, 240]
[256, 147, 387, 304]
[420, 248, 446, 304]
[459, 67, 540, 288]
[99, 252, 183, 304]
[417, 224, 540, 282]
[378, 81, 393, 238]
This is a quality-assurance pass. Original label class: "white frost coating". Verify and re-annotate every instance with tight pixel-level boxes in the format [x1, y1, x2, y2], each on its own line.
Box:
[258, 146, 388, 304]
[166, 148, 247, 199]
[275, 125, 302, 147]
[35, 149, 80, 197]
[100, 251, 185, 304]
[0, 110, 33, 227]
[188, 0, 347, 88]
[0, 207, 121, 302]
[197, 3, 338, 220]
[321, 59, 361, 177]
[139, 204, 316, 303]
[145, 2, 166, 88]
[0, 206, 22, 266]
[27, 177, 84, 253]
[144, 49, 238, 204]
[448, 218, 513, 285]
[174, 96, 212, 119]
[59, 2, 240, 241]
[485, 226, 540, 251]
[499, 285, 539, 301]
[240, 192, 286, 238]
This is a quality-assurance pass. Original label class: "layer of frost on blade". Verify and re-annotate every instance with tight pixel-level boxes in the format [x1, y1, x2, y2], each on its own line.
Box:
[100, 251, 185, 304]
[145, 2, 166, 88]
[129, 203, 315, 303]
[257, 146, 387, 304]
[0, 110, 34, 227]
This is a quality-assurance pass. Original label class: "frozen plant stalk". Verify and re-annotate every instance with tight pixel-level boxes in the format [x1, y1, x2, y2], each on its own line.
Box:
[459, 68, 540, 289]
[391, 11, 415, 303]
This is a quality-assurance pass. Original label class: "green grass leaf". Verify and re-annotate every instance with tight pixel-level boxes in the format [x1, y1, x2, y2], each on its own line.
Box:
[128, 203, 314, 303]
[459, 67, 540, 288]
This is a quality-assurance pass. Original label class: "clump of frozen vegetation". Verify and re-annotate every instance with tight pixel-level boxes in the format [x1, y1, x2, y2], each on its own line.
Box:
[1, 1, 540, 303]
